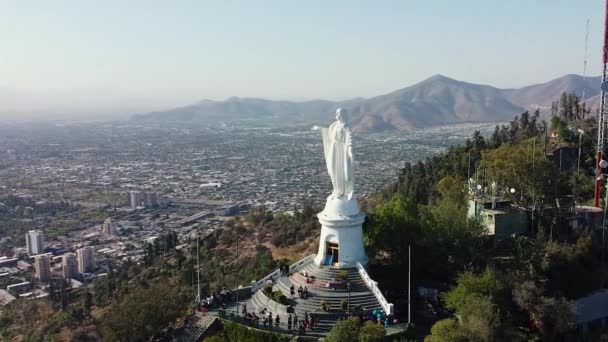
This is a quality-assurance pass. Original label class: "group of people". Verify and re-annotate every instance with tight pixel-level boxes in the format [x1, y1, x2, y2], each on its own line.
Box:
[242, 303, 263, 328]
[200, 288, 232, 314]
[289, 284, 309, 299]
[250, 306, 319, 335]
[360, 309, 393, 328]
[288, 311, 319, 335]
[251, 309, 282, 330]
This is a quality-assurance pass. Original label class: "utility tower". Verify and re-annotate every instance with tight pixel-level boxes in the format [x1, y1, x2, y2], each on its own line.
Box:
[595, 0, 608, 207]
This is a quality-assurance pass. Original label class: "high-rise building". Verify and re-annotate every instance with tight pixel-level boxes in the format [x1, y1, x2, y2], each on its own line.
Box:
[77, 247, 96, 273]
[34, 254, 51, 282]
[61, 253, 78, 279]
[25, 230, 45, 255]
[128, 191, 142, 209]
[143, 192, 158, 207]
[101, 218, 114, 235]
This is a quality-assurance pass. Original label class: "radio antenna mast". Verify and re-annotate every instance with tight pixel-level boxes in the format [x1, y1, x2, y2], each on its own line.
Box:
[583, 18, 590, 102]
[594, 1, 608, 207]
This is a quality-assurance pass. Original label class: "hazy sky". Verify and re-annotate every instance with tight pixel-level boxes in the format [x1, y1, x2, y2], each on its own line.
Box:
[0, 0, 604, 118]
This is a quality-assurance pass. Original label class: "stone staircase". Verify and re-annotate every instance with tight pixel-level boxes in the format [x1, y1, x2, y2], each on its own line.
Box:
[244, 262, 383, 335]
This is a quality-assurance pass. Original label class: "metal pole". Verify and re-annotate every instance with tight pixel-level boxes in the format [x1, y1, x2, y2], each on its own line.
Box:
[347, 282, 350, 317]
[467, 152, 471, 186]
[531, 138, 536, 229]
[236, 236, 239, 316]
[408, 244, 411, 325]
[594, 0, 608, 207]
[603, 186, 608, 267]
[582, 18, 590, 102]
[578, 133, 583, 173]
[196, 231, 201, 307]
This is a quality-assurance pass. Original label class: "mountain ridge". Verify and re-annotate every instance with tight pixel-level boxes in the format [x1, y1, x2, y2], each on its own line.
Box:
[133, 74, 602, 131]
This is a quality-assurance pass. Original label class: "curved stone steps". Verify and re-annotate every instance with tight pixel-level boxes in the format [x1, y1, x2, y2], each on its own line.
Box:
[289, 273, 368, 292]
[271, 271, 382, 316]
[298, 264, 364, 279]
[275, 276, 370, 299]
[294, 265, 368, 286]
[288, 298, 380, 309]
[245, 261, 386, 336]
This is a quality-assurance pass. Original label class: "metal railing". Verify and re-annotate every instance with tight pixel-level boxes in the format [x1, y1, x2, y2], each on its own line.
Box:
[356, 261, 394, 315]
[251, 254, 315, 293]
[289, 254, 315, 273]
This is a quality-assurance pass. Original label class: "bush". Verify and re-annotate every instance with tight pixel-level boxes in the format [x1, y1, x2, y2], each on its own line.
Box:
[320, 300, 330, 312]
[337, 270, 349, 282]
[326, 318, 360, 342]
[223, 320, 290, 342]
[272, 292, 288, 305]
[359, 320, 386, 342]
[424, 318, 467, 342]
[341, 299, 348, 311]
[98, 284, 188, 341]
[263, 284, 273, 297]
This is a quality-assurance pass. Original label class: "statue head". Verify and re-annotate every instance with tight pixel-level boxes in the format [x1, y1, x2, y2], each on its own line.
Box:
[335, 108, 348, 125]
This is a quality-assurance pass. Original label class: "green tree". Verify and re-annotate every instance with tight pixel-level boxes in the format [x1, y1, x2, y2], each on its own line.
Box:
[364, 193, 421, 264]
[542, 236, 600, 298]
[99, 284, 187, 341]
[443, 268, 503, 314]
[203, 337, 224, 342]
[459, 295, 501, 341]
[326, 318, 360, 342]
[480, 140, 566, 208]
[424, 319, 468, 342]
[358, 320, 386, 342]
[82, 290, 92, 318]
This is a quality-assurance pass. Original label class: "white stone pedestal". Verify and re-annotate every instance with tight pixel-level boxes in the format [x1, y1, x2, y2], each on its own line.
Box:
[314, 197, 368, 268]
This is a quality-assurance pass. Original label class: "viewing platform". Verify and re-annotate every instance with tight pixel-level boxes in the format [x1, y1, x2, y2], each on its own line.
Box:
[236, 255, 398, 337]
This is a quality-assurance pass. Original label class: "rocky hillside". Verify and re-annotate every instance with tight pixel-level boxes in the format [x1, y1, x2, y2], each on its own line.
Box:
[132, 74, 601, 131]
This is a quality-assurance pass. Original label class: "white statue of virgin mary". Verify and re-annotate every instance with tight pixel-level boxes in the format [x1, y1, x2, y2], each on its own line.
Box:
[314, 108, 354, 200]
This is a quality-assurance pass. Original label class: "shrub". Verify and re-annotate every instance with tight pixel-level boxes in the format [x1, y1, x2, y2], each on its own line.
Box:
[223, 320, 290, 342]
[337, 270, 349, 282]
[424, 318, 467, 342]
[263, 284, 273, 297]
[98, 284, 187, 341]
[359, 320, 386, 342]
[320, 300, 330, 312]
[272, 292, 288, 305]
[203, 336, 224, 342]
[341, 299, 348, 311]
[325, 318, 360, 342]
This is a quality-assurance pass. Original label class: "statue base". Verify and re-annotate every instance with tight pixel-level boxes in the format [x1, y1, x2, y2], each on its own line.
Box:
[314, 197, 368, 269]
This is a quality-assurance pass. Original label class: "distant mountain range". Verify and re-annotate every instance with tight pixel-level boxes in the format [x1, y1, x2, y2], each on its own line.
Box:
[133, 74, 602, 131]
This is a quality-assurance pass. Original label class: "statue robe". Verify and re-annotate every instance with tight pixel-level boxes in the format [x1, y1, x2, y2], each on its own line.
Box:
[321, 120, 353, 199]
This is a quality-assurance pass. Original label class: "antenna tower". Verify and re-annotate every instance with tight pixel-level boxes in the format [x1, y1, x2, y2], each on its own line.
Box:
[583, 18, 590, 101]
[595, 0, 608, 207]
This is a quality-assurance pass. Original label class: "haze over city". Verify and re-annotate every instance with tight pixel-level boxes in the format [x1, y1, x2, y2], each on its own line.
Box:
[4, 1, 608, 340]
[0, 0, 603, 120]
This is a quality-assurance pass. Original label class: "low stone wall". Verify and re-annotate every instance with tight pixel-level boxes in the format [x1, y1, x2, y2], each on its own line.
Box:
[234, 286, 252, 300]
[254, 290, 291, 315]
